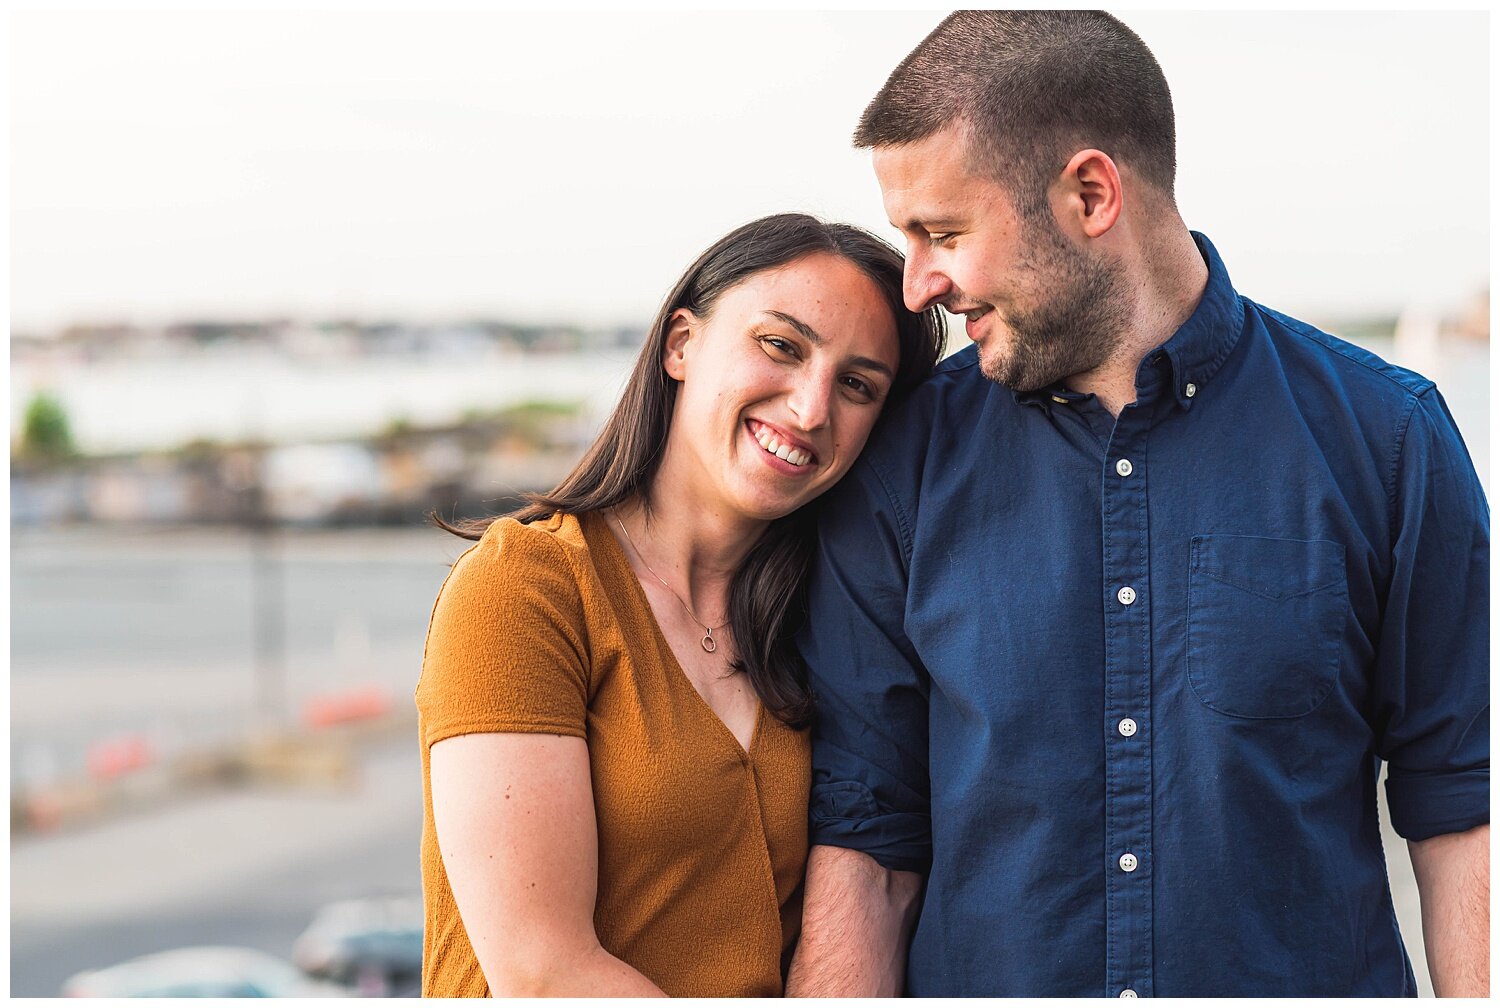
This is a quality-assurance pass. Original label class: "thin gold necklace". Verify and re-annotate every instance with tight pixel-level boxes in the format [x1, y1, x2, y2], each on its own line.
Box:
[613, 511, 729, 653]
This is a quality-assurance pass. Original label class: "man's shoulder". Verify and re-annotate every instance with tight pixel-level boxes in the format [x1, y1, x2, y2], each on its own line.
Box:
[833, 345, 1011, 514]
[872, 344, 998, 441]
[1247, 300, 1436, 404]
[933, 341, 984, 380]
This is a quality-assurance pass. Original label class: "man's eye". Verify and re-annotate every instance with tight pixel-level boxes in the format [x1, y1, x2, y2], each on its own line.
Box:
[929, 233, 955, 247]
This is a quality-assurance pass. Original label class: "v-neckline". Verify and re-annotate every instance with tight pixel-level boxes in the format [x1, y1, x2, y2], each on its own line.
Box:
[587, 509, 764, 759]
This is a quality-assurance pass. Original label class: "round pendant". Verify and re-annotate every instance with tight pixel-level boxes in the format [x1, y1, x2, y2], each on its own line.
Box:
[701, 632, 716, 653]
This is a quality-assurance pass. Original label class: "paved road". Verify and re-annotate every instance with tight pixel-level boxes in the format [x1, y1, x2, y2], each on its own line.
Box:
[12, 526, 460, 785]
[11, 736, 423, 997]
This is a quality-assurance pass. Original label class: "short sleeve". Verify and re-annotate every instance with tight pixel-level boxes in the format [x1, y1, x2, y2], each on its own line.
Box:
[801, 455, 933, 874]
[415, 519, 590, 749]
[1375, 388, 1490, 841]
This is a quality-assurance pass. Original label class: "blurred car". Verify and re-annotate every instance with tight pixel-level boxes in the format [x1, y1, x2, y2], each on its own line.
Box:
[292, 896, 423, 996]
[61, 945, 348, 997]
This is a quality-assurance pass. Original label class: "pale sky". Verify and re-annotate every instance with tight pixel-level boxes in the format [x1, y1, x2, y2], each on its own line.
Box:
[10, 9, 1490, 332]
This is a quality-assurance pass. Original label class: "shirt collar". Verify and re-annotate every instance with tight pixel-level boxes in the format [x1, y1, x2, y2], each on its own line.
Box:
[1015, 231, 1243, 414]
[1017, 384, 1093, 416]
[1146, 231, 1243, 411]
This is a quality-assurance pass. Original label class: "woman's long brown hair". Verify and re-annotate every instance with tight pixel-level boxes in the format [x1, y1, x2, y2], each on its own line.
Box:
[436, 213, 944, 727]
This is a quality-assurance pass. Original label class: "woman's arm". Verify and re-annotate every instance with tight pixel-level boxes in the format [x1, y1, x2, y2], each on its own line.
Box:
[430, 731, 666, 997]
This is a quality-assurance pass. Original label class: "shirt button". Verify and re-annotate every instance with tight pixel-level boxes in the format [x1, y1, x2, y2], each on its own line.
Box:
[1118, 718, 1138, 737]
[1115, 458, 1133, 477]
[1184, 382, 1198, 398]
[1119, 852, 1138, 872]
[1120, 990, 1138, 999]
[1116, 586, 1136, 605]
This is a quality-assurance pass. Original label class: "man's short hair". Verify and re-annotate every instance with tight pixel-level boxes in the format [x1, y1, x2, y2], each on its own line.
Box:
[856, 10, 1177, 215]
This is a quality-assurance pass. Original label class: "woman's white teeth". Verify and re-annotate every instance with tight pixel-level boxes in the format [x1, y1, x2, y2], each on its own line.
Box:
[753, 426, 809, 466]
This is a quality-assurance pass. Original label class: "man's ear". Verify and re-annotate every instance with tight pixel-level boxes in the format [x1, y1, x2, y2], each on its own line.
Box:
[662, 308, 697, 381]
[1056, 148, 1123, 238]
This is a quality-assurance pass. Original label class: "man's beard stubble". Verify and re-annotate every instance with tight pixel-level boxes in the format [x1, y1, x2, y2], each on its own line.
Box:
[978, 220, 1129, 393]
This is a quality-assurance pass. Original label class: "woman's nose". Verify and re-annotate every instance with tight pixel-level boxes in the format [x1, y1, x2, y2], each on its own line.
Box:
[786, 376, 833, 432]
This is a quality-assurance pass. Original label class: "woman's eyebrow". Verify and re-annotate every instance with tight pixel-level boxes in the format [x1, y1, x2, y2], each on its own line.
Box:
[849, 355, 895, 379]
[766, 310, 893, 379]
[765, 310, 824, 345]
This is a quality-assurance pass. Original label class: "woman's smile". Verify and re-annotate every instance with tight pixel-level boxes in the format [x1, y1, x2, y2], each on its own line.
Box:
[745, 419, 818, 473]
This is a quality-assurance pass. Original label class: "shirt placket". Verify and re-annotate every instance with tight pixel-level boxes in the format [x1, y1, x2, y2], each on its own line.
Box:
[1101, 398, 1154, 998]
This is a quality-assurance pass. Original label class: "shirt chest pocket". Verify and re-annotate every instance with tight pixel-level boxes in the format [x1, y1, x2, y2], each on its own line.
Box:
[1187, 534, 1348, 719]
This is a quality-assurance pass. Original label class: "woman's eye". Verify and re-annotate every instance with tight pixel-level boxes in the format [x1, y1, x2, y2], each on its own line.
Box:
[760, 336, 798, 358]
[840, 375, 878, 402]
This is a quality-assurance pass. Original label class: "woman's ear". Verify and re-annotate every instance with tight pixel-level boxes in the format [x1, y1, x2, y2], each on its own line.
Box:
[662, 308, 697, 381]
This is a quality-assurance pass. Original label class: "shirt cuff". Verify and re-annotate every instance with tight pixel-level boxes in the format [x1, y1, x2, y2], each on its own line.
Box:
[810, 780, 932, 874]
[1385, 766, 1490, 841]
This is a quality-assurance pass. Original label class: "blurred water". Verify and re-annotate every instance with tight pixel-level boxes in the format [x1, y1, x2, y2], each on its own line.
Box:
[10, 346, 637, 454]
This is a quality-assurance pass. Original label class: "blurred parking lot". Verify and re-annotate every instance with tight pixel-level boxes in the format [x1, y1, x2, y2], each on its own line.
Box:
[12, 715, 423, 995]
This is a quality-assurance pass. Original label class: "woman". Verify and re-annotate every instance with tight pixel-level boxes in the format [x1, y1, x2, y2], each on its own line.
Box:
[416, 213, 943, 997]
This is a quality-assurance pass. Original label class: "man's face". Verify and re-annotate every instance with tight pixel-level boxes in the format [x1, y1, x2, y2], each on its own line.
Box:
[872, 124, 1126, 392]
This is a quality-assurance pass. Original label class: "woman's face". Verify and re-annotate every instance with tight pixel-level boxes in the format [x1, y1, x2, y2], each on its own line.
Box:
[660, 252, 902, 523]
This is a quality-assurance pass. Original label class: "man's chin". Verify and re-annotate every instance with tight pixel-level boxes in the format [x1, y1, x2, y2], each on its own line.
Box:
[977, 348, 1036, 392]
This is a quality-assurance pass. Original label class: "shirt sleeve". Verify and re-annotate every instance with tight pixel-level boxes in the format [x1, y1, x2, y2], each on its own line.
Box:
[1374, 387, 1490, 841]
[801, 454, 933, 874]
[415, 520, 590, 749]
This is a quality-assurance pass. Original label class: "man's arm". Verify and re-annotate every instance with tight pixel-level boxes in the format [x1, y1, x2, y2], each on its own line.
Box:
[793, 439, 935, 994]
[786, 845, 924, 996]
[1408, 823, 1489, 997]
[1368, 389, 1489, 996]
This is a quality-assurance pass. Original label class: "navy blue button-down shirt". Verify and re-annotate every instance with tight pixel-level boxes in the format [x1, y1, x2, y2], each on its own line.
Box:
[802, 234, 1489, 997]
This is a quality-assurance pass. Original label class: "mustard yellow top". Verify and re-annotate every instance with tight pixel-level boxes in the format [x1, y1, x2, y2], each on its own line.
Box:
[415, 510, 810, 997]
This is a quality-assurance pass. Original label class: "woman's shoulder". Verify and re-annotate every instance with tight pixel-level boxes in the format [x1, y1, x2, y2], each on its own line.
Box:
[420, 512, 597, 743]
[455, 511, 595, 586]
[436, 510, 632, 636]
[425, 514, 598, 646]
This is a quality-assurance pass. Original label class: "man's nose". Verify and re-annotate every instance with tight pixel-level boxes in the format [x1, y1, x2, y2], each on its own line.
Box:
[903, 254, 951, 313]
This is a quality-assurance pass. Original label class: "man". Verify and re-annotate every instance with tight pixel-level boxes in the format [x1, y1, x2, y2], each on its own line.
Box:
[785, 10, 1488, 998]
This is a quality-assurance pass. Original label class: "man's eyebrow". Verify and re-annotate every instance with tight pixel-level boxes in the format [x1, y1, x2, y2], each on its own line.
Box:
[893, 216, 960, 233]
[888, 210, 960, 231]
[765, 310, 894, 380]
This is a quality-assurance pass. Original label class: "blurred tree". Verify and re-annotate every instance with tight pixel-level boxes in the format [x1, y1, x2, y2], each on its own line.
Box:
[497, 399, 582, 447]
[19, 391, 75, 460]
